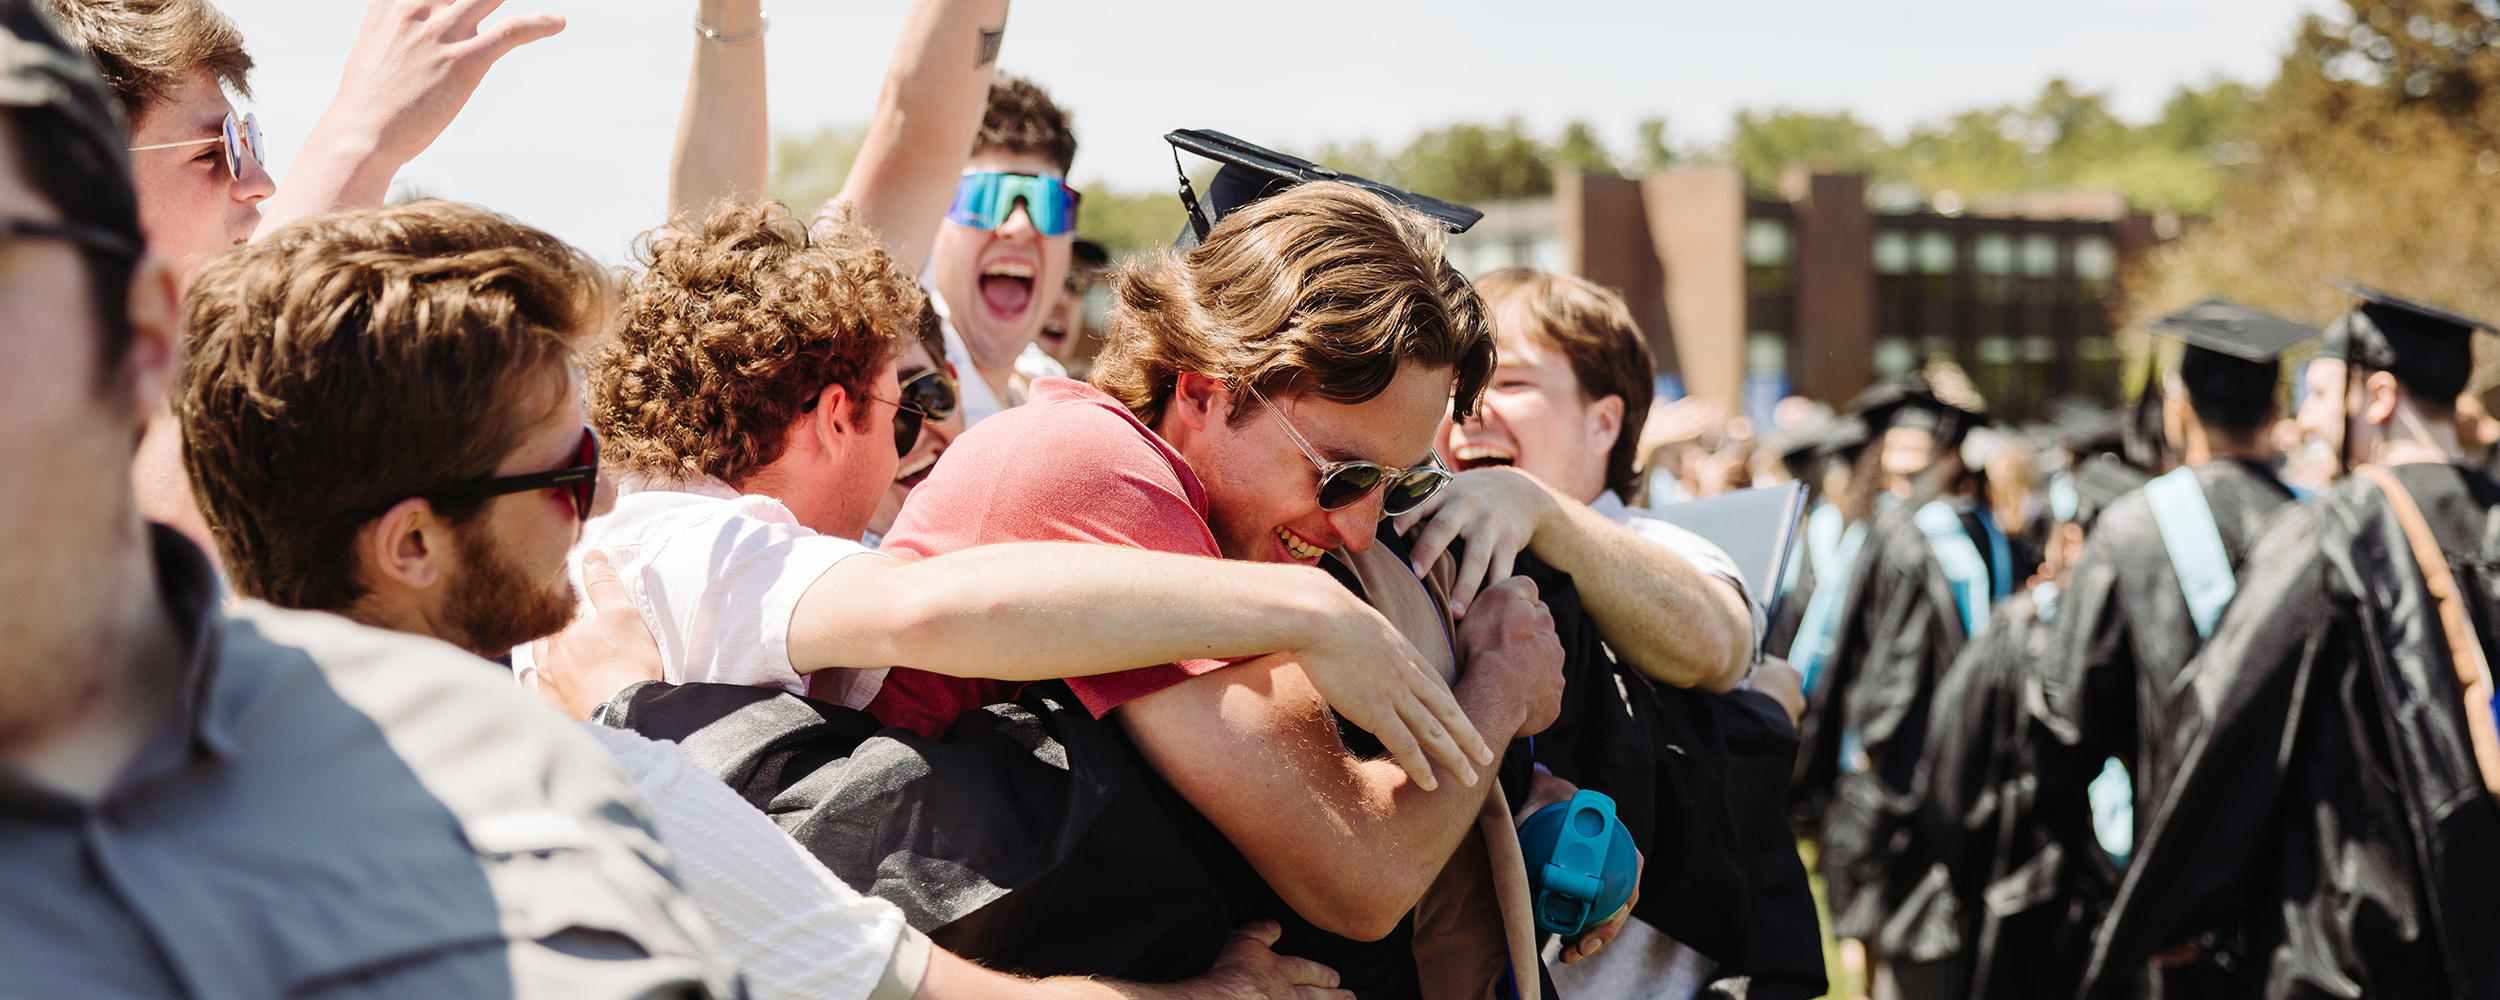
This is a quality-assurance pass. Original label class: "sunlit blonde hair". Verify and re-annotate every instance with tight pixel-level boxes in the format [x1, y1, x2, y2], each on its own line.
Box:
[1090, 182, 1492, 427]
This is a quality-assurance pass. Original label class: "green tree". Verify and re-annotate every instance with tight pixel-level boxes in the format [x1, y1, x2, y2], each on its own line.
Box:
[1390, 119, 1555, 203]
[1633, 117, 1679, 170]
[1555, 120, 1618, 175]
[2124, 0, 2500, 392]
[1730, 109, 1896, 191]
[1076, 183, 1187, 257]
[769, 124, 865, 215]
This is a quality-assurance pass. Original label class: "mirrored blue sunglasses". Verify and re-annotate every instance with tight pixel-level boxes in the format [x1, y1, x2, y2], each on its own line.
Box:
[946, 172, 1080, 237]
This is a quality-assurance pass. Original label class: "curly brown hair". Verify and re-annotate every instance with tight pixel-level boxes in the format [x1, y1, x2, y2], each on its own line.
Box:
[178, 200, 608, 611]
[593, 200, 923, 487]
[977, 74, 1074, 173]
[1090, 182, 1493, 429]
[40, 0, 252, 121]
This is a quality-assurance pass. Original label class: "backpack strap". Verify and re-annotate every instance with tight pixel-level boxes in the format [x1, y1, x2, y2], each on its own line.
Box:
[2144, 466, 2238, 640]
[2353, 465, 2500, 797]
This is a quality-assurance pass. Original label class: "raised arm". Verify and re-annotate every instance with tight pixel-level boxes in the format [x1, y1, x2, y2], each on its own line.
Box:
[666, 0, 771, 218]
[255, 0, 563, 238]
[791, 542, 1497, 789]
[1396, 466, 1755, 691]
[831, 0, 1010, 275]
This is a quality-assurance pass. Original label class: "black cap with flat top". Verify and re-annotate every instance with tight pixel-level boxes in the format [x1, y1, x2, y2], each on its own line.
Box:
[1847, 374, 1986, 449]
[2320, 279, 2488, 402]
[2149, 298, 2318, 414]
[1165, 129, 1483, 246]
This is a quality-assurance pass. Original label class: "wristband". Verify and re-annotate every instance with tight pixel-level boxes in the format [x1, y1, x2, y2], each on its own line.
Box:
[693, 10, 769, 43]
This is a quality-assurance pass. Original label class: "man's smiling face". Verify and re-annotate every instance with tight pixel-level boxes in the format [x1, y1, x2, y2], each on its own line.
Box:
[1187, 363, 1453, 566]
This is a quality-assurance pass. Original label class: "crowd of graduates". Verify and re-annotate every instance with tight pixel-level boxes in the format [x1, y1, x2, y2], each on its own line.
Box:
[1768, 291, 2500, 1000]
[4, 0, 2499, 996]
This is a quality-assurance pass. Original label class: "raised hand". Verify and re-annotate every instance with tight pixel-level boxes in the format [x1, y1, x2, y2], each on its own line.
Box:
[258, 0, 565, 235]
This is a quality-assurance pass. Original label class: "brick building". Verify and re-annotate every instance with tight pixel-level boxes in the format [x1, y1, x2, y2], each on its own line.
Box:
[1444, 166, 2180, 424]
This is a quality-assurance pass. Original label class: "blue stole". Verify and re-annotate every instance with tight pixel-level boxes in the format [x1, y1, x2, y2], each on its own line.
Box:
[2143, 466, 2236, 640]
[1915, 500, 1992, 639]
[1790, 503, 1865, 696]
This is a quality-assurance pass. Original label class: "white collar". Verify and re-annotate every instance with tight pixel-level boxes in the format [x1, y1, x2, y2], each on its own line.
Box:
[614, 472, 743, 502]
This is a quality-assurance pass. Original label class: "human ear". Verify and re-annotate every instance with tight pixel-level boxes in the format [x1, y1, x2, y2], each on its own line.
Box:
[2363, 370, 2402, 426]
[1588, 394, 1625, 457]
[360, 498, 451, 591]
[1170, 372, 1231, 431]
[117, 253, 182, 426]
[803, 382, 855, 457]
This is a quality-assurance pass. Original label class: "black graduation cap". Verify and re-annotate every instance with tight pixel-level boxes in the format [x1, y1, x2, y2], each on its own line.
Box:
[2149, 298, 2317, 415]
[2069, 453, 2150, 531]
[1165, 129, 1484, 246]
[1776, 416, 1870, 481]
[1848, 374, 1986, 449]
[2040, 399, 2127, 458]
[2319, 279, 2488, 402]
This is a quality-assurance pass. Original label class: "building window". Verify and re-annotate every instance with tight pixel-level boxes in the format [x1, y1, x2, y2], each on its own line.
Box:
[2074, 234, 2115, 301]
[1873, 230, 1911, 274]
[1973, 231, 2015, 302]
[2074, 335, 2119, 400]
[2021, 233, 2059, 277]
[1744, 218, 1792, 295]
[2022, 232, 2062, 306]
[1874, 336, 1917, 377]
[1916, 231, 1955, 275]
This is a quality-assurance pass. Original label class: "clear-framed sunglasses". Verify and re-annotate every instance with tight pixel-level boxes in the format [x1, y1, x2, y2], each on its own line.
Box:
[128, 111, 264, 180]
[1249, 385, 1452, 516]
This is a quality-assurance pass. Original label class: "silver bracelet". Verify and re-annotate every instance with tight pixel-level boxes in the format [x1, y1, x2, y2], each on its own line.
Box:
[693, 10, 769, 43]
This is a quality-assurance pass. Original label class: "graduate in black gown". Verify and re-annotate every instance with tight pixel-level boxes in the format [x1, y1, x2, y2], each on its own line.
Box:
[1765, 418, 1871, 675]
[1916, 455, 2147, 1000]
[2040, 301, 2317, 995]
[2079, 283, 2500, 1000]
[1796, 375, 2005, 999]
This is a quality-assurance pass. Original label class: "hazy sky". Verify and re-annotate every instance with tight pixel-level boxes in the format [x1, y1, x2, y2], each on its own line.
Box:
[216, 0, 2332, 262]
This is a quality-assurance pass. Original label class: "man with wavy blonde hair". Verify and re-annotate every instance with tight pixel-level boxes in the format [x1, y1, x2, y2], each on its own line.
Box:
[867, 181, 1568, 997]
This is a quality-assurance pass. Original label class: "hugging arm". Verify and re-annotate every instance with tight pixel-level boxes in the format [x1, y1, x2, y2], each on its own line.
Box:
[790, 543, 1496, 790]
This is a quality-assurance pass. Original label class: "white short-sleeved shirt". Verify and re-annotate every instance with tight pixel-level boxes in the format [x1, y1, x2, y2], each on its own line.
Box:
[549, 476, 883, 706]
[1590, 490, 1767, 648]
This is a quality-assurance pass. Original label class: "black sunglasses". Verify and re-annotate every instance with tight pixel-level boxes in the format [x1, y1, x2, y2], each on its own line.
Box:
[1248, 385, 1452, 516]
[428, 427, 600, 522]
[802, 369, 958, 456]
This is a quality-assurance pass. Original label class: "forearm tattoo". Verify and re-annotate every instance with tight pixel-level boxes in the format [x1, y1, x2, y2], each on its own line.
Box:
[977, 25, 1004, 68]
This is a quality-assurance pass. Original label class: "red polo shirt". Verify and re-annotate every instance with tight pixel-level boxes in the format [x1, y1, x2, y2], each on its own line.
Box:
[836, 377, 1239, 737]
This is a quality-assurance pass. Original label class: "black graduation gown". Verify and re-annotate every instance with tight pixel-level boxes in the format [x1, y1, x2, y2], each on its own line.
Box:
[1804, 498, 1984, 965]
[1486, 546, 1826, 1000]
[2079, 463, 2500, 1000]
[1914, 589, 2121, 1000]
[2044, 460, 2296, 821]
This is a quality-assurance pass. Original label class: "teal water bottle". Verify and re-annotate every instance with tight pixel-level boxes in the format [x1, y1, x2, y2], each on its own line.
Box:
[1515, 789, 1639, 936]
